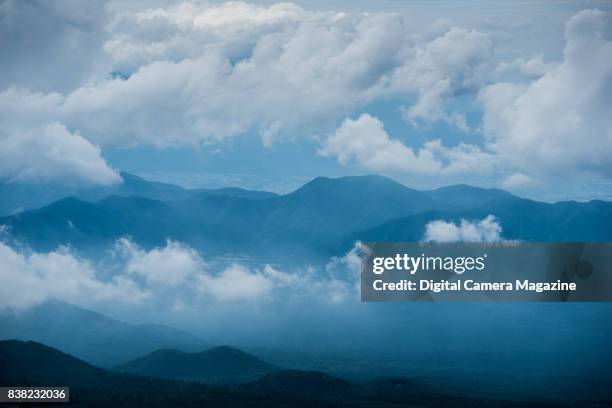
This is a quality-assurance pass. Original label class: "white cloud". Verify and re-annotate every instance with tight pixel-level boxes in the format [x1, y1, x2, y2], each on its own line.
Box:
[395, 27, 493, 128]
[195, 264, 274, 302]
[323, 242, 362, 303]
[0, 236, 364, 311]
[104, 2, 309, 73]
[0, 121, 120, 186]
[496, 54, 555, 77]
[501, 173, 536, 189]
[320, 113, 495, 175]
[0, 241, 149, 310]
[117, 238, 205, 286]
[317, 9, 612, 186]
[1, 2, 494, 152]
[423, 215, 502, 243]
[480, 9, 612, 181]
[0, 1, 500, 187]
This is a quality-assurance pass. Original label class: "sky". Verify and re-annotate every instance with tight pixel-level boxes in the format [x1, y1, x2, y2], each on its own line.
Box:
[1, 0, 612, 201]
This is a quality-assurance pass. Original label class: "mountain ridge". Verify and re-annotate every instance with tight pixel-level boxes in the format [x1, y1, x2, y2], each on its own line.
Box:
[117, 345, 278, 384]
[0, 340, 568, 407]
[1, 174, 611, 260]
[0, 301, 207, 368]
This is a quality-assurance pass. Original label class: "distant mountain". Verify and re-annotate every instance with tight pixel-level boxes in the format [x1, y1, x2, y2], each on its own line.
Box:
[0, 340, 108, 386]
[341, 199, 612, 249]
[118, 346, 278, 384]
[0, 301, 207, 368]
[0, 172, 279, 216]
[1, 175, 611, 260]
[194, 187, 279, 200]
[0, 172, 189, 216]
[424, 184, 520, 210]
[1, 340, 561, 407]
[0, 175, 435, 258]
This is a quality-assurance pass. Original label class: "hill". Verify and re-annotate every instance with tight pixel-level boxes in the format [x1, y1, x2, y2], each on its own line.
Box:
[118, 346, 278, 384]
[0, 340, 316, 407]
[0, 340, 568, 407]
[244, 369, 356, 398]
[0, 301, 206, 368]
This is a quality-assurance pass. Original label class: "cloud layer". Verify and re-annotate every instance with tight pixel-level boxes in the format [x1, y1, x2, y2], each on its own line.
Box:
[0, 241, 149, 310]
[480, 9, 612, 181]
[0, 237, 360, 310]
[0, 1, 493, 185]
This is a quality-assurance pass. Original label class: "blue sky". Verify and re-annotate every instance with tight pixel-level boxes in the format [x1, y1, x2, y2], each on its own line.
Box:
[1, 0, 611, 201]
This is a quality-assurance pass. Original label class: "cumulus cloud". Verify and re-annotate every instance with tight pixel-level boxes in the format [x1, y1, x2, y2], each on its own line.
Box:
[480, 9, 612, 181]
[0, 241, 149, 310]
[321, 9, 612, 186]
[423, 215, 503, 243]
[0, 2, 493, 152]
[1, 3, 608, 194]
[395, 27, 493, 128]
[195, 264, 275, 302]
[495, 55, 555, 77]
[0, 121, 120, 185]
[0, 1, 501, 186]
[320, 114, 495, 175]
[117, 238, 205, 286]
[0, 234, 363, 311]
[104, 2, 309, 73]
[195, 261, 355, 304]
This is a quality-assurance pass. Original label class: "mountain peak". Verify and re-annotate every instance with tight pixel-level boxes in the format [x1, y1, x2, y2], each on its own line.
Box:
[289, 174, 418, 198]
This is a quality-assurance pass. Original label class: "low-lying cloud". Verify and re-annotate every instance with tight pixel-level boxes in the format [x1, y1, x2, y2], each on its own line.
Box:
[423, 215, 503, 243]
[0, 241, 149, 310]
[0, 238, 361, 311]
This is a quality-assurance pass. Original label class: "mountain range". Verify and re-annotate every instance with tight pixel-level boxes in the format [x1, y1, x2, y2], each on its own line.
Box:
[1, 174, 611, 261]
[0, 340, 568, 407]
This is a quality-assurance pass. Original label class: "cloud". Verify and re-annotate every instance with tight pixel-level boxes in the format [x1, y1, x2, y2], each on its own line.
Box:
[495, 55, 555, 77]
[501, 173, 536, 189]
[423, 215, 502, 243]
[0, 0, 109, 93]
[0, 241, 149, 310]
[320, 113, 495, 175]
[0, 234, 363, 311]
[1, 2, 493, 151]
[395, 27, 493, 128]
[319, 9, 612, 187]
[117, 238, 205, 286]
[0, 121, 120, 186]
[0, 1, 499, 186]
[104, 2, 309, 73]
[195, 264, 275, 302]
[194, 262, 349, 303]
[480, 9, 612, 181]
